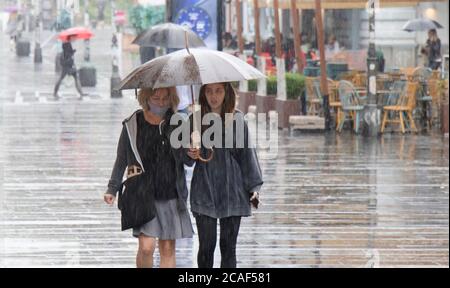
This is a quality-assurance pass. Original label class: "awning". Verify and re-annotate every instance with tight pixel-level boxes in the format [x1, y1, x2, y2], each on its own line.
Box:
[250, 0, 445, 9]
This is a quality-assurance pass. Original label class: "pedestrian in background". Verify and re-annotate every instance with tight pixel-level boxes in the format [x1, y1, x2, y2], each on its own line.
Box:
[176, 85, 203, 116]
[53, 35, 84, 99]
[325, 34, 340, 60]
[6, 12, 19, 52]
[425, 29, 442, 70]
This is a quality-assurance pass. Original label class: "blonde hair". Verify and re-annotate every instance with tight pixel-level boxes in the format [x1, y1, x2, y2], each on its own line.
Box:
[137, 87, 179, 112]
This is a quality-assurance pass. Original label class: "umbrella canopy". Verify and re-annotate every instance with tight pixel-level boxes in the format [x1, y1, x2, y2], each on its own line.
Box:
[119, 48, 265, 90]
[132, 23, 206, 48]
[58, 27, 93, 42]
[403, 18, 443, 32]
[3, 6, 19, 13]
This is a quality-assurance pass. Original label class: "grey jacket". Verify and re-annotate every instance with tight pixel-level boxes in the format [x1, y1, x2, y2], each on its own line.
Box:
[106, 110, 192, 209]
[190, 111, 263, 219]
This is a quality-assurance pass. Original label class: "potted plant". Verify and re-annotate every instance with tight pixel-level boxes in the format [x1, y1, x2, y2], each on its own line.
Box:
[236, 80, 257, 113]
[255, 76, 277, 114]
[275, 73, 305, 129]
[439, 79, 449, 134]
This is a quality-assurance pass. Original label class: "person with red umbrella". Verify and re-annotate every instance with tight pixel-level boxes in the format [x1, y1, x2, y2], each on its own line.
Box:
[54, 28, 93, 99]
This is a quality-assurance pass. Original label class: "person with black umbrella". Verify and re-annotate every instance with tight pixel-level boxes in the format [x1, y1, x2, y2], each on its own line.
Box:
[132, 23, 206, 64]
[425, 29, 442, 70]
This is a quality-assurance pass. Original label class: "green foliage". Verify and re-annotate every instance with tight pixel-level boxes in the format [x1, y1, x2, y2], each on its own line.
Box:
[83, 0, 111, 25]
[267, 75, 277, 96]
[248, 79, 257, 92]
[286, 73, 305, 100]
[231, 82, 239, 89]
[78, 1, 165, 30]
[265, 73, 305, 100]
[128, 5, 165, 34]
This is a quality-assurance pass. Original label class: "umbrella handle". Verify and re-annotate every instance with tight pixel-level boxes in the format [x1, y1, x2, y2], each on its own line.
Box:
[191, 130, 214, 162]
[198, 147, 214, 163]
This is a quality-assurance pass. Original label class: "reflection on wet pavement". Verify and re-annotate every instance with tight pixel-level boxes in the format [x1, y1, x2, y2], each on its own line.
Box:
[0, 99, 447, 267]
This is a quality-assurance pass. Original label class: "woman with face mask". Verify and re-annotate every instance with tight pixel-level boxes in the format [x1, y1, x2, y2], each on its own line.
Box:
[104, 87, 194, 268]
[187, 82, 263, 268]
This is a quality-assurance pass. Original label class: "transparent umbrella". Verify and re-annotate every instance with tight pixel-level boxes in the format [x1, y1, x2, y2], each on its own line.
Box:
[403, 18, 443, 32]
[119, 48, 264, 89]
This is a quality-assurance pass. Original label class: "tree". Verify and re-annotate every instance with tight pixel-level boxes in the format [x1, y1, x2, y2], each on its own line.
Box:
[128, 4, 165, 34]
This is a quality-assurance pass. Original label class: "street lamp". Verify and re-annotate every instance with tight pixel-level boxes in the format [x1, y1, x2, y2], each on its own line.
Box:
[315, 0, 331, 130]
[110, 0, 122, 98]
[363, 0, 380, 137]
[33, 0, 43, 63]
[111, 33, 122, 98]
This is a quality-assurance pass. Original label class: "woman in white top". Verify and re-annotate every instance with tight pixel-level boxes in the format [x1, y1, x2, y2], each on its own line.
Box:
[325, 34, 340, 60]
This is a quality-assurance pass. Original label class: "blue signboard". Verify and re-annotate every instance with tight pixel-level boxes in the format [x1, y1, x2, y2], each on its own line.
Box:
[171, 0, 220, 50]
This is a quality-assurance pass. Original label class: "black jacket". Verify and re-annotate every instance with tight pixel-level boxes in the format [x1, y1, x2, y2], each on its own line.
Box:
[426, 38, 441, 70]
[189, 111, 264, 219]
[106, 109, 192, 230]
[61, 42, 75, 68]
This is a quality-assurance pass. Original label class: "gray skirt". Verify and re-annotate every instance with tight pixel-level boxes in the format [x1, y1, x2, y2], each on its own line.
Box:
[132, 199, 194, 240]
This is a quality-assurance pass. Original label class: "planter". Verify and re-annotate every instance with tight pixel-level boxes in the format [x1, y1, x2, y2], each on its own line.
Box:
[276, 99, 301, 129]
[256, 94, 277, 114]
[79, 65, 97, 87]
[237, 91, 256, 113]
[16, 40, 30, 57]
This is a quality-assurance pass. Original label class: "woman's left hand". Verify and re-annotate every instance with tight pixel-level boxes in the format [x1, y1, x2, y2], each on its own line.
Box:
[250, 192, 259, 209]
[187, 148, 200, 160]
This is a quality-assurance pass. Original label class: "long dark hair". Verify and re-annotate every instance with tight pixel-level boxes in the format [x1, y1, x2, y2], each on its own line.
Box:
[428, 29, 439, 42]
[198, 82, 236, 120]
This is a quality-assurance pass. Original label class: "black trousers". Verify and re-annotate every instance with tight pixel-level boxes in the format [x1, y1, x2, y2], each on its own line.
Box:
[54, 68, 83, 96]
[194, 213, 242, 268]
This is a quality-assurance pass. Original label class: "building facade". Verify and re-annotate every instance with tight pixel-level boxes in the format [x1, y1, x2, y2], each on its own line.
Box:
[226, 0, 449, 69]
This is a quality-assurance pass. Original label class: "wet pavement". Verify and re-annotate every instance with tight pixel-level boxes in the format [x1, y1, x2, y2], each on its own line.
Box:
[0, 29, 449, 268]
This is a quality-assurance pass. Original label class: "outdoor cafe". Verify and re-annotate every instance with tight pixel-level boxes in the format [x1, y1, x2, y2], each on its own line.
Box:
[230, 0, 449, 135]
